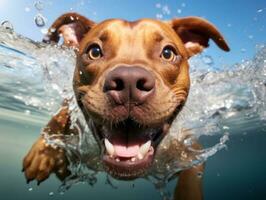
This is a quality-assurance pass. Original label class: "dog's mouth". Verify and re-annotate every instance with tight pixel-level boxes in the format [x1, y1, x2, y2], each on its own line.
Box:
[92, 118, 169, 180]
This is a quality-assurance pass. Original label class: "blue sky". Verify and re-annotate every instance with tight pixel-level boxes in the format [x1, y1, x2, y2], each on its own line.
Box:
[0, 0, 265, 66]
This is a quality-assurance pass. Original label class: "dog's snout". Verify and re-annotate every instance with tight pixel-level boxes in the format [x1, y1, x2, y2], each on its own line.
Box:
[104, 66, 155, 105]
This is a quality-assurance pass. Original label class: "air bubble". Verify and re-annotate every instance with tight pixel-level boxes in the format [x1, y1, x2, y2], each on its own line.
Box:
[49, 192, 54, 196]
[25, 7, 31, 12]
[257, 8, 264, 13]
[248, 35, 254, 40]
[222, 126, 230, 130]
[202, 55, 213, 65]
[1, 21, 14, 31]
[197, 172, 203, 178]
[156, 14, 163, 19]
[241, 48, 246, 53]
[24, 110, 31, 115]
[155, 3, 161, 8]
[28, 187, 33, 192]
[34, 1, 44, 11]
[41, 28, 48, 34]
[162, 5, 171, 15]
[34, 14, 46, 27]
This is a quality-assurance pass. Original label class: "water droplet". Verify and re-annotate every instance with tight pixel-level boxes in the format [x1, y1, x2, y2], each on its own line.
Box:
[41, 28, 48, 34]
[1, 21, 14, 31]
[24, 110, 31, 115]
[241, 48, 246, 53]
[28, 187, 33, 191]
[184, 138, 192, 146]
[25, 7, 31, 12]
[202, 55, 213, 65]
[177, 9, 182, 14]
[34, 13, 46, 27]
[162, 5, 171, 15]
[50, 28, 56, 33]
[155, 3, 161, 8]
[248, 35, 254, 40]
[257, 8, 264, 13]
[34, 1, 44, 11]
[197, 172, 203, 178]
[181, 151, 187, 158]
[181, 3, 186, 7]
[156, 13, 163, 19]
[227, 23, 232, 27]
[49, 192, 54, 196]
[222, 126, 230, 130]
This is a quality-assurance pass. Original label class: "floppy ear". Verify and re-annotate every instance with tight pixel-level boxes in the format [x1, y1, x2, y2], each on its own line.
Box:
[43, 12, 95, 48]
[169, 17, 230, 57]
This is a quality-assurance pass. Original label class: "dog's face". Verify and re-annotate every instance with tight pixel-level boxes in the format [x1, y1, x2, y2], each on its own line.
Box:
[46, 13, 229, 179]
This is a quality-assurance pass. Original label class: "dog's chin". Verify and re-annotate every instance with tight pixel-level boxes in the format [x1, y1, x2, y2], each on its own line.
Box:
[92, 118, 170, 180]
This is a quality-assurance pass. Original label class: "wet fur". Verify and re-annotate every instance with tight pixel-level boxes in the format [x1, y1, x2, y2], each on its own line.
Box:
[22, 12, 229, 200]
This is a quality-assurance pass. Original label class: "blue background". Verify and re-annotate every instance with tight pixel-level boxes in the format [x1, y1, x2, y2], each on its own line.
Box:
[0, 0, 265, 67]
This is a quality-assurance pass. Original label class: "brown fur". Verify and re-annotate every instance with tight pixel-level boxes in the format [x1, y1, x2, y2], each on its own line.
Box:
[23, 12, 229, 199]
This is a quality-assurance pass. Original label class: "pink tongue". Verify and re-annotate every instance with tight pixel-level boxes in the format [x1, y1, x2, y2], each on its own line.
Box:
[113, 144, 140, 158]
[110, 132, 147, 158]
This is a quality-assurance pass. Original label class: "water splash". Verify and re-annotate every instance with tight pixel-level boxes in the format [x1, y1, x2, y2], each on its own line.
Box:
[0, 25, 265, 198]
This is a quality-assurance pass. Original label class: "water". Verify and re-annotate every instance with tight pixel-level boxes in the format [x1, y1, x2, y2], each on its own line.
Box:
[0, 23, 265, 199]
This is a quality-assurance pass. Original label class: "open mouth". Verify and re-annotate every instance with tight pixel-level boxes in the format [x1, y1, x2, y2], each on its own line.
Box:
[93, 119, 168, 180]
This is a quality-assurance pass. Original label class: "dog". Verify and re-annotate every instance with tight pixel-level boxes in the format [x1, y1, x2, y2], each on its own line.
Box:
[22, 12, 229, 200]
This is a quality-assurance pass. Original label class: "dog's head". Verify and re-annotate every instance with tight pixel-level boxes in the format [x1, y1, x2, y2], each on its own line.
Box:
[45, 13, 229, 180]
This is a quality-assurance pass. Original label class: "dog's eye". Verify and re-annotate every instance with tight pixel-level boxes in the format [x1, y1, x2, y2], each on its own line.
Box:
[87, 44, 102, 60]
[161, 46, 177, 62]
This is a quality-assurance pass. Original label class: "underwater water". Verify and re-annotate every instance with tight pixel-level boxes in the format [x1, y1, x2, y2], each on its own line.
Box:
[0, 6, 266, 200]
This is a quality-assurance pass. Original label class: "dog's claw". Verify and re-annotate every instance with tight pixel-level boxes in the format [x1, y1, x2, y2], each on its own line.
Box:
[22, 137, 69, 184]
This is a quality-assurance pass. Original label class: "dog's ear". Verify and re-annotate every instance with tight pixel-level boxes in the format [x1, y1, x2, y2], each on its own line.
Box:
[169, 17, 230, 57]
[43, 12, 95, 48]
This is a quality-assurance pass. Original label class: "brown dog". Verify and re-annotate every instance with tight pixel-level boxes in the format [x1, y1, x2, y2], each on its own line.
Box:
[22, 13, 229, 199]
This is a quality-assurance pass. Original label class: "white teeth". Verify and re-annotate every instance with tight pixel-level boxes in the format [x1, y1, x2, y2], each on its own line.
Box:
[131, 157, 136, 162]
[137, 153, 143, 160]
[139, 140, 151, 158]
[104, 138, 115, 156]
[115, 158, 120, 162]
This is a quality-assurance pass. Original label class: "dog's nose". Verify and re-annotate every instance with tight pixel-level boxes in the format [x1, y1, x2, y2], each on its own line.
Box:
[103, 66, 155, 105]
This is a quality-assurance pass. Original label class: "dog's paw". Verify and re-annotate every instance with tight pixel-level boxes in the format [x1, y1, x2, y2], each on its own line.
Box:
[22, 137, 70, 184]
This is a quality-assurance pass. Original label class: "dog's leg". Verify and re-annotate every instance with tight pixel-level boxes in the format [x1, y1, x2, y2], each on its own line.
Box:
[172, 139, 204, 200]
[173, 163, 204, 200]
[22, 105, 72, 184]
[22, 13, 95, 185]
